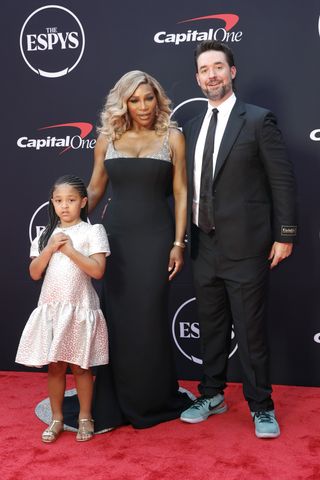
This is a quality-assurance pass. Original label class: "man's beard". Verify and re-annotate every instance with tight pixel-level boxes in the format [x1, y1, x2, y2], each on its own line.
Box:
[202, 81, 232, 102]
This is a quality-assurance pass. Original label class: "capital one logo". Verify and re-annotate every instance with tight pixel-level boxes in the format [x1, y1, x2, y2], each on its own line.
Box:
[172, 298, 238, 364]
[17, 122, 95, 155]
[154, 13, 242, 45]
[20, 5, 85, 78]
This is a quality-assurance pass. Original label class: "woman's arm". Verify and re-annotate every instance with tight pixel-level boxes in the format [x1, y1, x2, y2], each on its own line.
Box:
[168, 128, 187, 280]
[87, 134, 109, 213]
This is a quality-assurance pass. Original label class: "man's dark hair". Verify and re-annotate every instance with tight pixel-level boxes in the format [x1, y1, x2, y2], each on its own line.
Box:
[194, 40, 235, 72]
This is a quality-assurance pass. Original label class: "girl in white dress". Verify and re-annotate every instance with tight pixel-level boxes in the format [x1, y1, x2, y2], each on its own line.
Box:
[16, 174, 110, 443]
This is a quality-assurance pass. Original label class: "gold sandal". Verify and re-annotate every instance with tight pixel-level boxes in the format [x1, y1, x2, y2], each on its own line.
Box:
[76, 418, 94, 442]
[42, 419, 64, 443]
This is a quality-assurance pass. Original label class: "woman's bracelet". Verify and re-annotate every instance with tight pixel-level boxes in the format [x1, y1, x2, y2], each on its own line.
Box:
[173, 241, 186, 249]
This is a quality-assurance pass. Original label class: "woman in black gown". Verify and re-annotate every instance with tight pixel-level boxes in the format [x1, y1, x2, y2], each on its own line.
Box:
[63, 71, 193, 431]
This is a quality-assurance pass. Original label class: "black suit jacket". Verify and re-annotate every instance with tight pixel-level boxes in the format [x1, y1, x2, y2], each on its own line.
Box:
[183, 99, 297, 259]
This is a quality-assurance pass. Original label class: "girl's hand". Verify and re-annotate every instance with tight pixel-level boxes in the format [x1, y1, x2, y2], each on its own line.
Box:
[59, 235, 74, 256]
[47, 233, 69, 253]
[168, 246, 184, 281]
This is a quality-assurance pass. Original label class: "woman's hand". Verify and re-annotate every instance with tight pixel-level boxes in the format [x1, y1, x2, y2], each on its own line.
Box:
[168, 246, 184, 281]
[169, 128, 187, 281]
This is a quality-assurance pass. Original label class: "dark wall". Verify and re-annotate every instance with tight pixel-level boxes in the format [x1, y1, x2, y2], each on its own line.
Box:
[2, 0, 320, 386]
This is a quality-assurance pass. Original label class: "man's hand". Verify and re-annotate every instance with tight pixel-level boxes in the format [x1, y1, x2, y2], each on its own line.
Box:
[268, 242, 293, 269]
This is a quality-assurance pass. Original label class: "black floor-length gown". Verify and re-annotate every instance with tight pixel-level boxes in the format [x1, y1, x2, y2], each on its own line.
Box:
[63, 137, 192, 430]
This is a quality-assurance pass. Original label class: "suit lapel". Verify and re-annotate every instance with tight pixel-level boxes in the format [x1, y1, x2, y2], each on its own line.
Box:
[213, 100, 246, 182]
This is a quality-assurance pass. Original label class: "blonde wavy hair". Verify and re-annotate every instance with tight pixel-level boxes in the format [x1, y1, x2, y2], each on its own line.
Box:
[97, 70, 176, 140]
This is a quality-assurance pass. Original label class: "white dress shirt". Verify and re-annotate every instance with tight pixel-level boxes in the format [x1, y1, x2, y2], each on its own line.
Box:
[193, 93, 237, 226]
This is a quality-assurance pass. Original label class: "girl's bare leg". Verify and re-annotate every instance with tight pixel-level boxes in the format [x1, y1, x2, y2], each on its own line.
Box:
[42, 361, 67, 442]
[70, 364, 93, 419]
[70, 364, 94, 441]
[48, 361, 68, 420]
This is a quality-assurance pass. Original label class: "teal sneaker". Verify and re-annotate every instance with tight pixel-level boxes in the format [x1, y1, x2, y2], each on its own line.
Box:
[251, 410, 280, 438]
[180, 394, 227, 423]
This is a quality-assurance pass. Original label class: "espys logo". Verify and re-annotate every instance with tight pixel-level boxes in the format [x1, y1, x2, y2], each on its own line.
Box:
[17, 122, 95, 155]
[172, 298, 238, 364]
[29, 202, 48, 243]
[154, 13, 242, 45]
[29, 203, 91, 243]
[310, 17, 320, 141]
[20, 5, 85, 78]
[170, 97, 208, 129]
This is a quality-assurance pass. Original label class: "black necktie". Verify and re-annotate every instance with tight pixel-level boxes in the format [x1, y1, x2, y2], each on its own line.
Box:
[198, 108, 219, 233]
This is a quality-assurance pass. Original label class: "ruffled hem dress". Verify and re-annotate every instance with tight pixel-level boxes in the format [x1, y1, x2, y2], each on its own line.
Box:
[15, 221, 110, 370]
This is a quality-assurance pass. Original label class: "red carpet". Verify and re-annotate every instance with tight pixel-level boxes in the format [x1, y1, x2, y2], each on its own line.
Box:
[1, 371, 319, 480]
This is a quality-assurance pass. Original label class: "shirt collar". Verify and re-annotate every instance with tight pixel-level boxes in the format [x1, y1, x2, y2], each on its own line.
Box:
[205, 92, 237, 117]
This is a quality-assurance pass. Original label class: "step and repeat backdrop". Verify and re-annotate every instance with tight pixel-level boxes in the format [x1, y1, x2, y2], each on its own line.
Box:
[1, 0, 319, 386]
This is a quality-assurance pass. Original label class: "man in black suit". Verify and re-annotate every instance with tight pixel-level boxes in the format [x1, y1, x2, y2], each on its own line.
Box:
[180, 40, 297, 438]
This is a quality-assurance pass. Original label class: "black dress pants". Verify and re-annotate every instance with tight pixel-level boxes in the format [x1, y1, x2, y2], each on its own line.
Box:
[191, 225, 274, 412]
